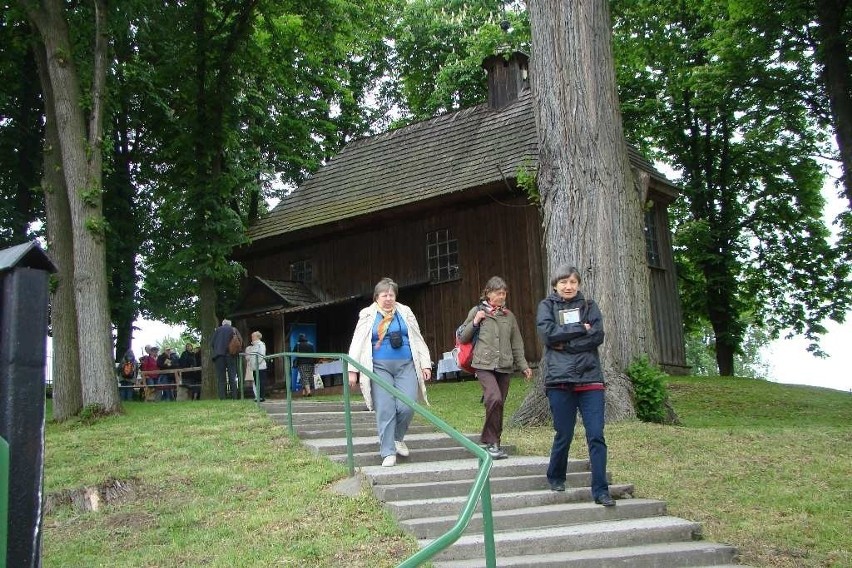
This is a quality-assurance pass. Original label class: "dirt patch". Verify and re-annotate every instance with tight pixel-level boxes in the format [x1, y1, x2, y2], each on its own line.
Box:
[104, 510, 157, 531]
[44, 477, 141, 515]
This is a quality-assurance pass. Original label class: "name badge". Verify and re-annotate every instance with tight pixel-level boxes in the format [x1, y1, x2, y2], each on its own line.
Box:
[559, 309, 580, 325]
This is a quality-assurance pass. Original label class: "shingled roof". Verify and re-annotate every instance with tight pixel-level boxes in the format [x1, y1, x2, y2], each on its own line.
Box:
[247, 90, 671, 243]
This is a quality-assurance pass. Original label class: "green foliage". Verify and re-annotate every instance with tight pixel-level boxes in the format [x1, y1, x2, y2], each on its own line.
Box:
[155, 335, 186, 353]
[391, 0, 530, 120]
[626, 356, 669, 423]
[78, 184, 101, 207]
[515, 160, 539, 204]
[129, 1, 398, 327]
[0, 8, 44, 247]
[611, 0, 851, 370]
[83, 215, 107, 241]
[684, 320, 772, 378]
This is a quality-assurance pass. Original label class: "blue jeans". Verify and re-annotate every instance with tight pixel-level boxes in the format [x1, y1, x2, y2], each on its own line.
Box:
[372, 359, 418, 458]
[158, 374, 175, 401]
[546, 387, 609, 499]
[119, 380, 134, 401]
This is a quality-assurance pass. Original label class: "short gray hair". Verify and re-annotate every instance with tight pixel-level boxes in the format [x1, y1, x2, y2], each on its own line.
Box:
[480, 276, 508, 300]
[373, 277, 398, 300]
[550, 264, 582, 287]
[222, 319, 232, 326]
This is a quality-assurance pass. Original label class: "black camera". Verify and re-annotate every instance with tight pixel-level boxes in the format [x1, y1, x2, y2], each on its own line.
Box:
[389, 331, 403, 349]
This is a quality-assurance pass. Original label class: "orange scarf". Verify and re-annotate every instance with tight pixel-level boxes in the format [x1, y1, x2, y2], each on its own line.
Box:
[375, 304, 395, 348]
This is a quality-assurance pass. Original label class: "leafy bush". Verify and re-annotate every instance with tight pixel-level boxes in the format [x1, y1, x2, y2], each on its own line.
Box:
[626, 356, 669, 423]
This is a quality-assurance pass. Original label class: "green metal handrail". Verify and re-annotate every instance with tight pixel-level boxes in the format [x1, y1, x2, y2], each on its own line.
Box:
[265, 351, 497, 568]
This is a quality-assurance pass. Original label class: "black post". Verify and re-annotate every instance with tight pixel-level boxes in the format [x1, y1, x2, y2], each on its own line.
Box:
[0, 242, 55, 568]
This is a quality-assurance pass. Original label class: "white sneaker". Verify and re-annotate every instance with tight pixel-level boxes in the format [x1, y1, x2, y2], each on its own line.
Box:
[381, 455, 396, 467]
[394, 441, 410, 457]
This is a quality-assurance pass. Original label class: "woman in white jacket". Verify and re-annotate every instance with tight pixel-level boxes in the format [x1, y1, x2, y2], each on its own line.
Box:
[348, 277, 432, 467]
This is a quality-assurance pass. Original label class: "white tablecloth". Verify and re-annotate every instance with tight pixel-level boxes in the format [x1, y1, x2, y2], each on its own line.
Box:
[314, 361, 343, 376]
[436, 357, 461, 380]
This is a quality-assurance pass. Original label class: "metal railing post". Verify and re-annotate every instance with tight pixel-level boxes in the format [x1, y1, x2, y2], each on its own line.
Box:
[340, 359, 355, 477]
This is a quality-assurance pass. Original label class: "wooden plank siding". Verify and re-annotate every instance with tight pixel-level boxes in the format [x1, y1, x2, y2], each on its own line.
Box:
[237, 188, 688, 376]
[240, 192, 545, 366]
[646, 199, 689, 374]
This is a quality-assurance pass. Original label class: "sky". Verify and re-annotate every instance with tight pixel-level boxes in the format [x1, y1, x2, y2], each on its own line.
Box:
[130, 320, 187, 357]
[762, 318, 852, 393]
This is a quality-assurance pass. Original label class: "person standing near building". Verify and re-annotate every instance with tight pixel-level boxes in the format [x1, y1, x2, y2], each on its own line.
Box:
[294, 333, 316, 397]
[156, 346, 180, 401]
[179, 342, 201, 400]
[211, 319, 241, 399]
[244, 331, 267, 401]
[117, 349, 138, 401]
[139, 345, 160, 401]
[536, 264, 614, 506]
[458, 276, 532, 460]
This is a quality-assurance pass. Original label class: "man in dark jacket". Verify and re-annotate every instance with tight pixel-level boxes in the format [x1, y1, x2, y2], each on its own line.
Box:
[211, 319, 240, 399]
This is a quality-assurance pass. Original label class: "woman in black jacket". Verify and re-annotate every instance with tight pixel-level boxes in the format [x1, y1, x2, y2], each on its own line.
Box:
[536, 265, 614, 506]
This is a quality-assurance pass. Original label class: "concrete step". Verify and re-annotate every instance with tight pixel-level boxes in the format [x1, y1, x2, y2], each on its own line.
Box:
[431, 540, 740, 567]
[261, 400, 369, 413]
[326, 444, 514, 467]
[402, 498, 667, 538]
[363, 456, 589, 486]
[304, 432, 482, 456]
[267, 410, 377, 426]
[424, 516, 702, 561]
[385, 483, 635, 521]
[264, 397, 745, 567]
[296, 423, 434, 439]
[373, 471, 598, 502]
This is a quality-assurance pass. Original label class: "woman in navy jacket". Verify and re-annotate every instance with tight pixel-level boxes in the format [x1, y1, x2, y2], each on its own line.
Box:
[536, 264, 614, 506]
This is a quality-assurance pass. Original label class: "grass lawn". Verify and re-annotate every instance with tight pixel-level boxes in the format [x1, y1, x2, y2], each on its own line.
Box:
[42, 376, 850, 567]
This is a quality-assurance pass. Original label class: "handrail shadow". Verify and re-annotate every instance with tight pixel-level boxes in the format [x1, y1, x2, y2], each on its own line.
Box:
[255, 351, 498, 568]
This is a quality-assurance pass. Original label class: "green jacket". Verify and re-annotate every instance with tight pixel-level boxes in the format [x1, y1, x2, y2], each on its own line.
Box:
[459, 302, 530, 374]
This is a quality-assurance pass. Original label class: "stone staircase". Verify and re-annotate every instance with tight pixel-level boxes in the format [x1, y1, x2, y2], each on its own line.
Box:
[263, 400, 745, 567]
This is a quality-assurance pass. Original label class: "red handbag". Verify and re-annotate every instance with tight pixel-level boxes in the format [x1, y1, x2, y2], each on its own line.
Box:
[452, 324, 478, 374]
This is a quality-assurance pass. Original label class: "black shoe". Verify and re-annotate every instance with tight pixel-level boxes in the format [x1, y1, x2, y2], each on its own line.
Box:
[595, 493, 616, 507]
[484, 444, 508, 460]
[549, 481, 565, 492]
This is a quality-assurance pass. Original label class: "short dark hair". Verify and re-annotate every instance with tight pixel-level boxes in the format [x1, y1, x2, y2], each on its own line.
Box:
[298, 333, 307, 341]
[550, 264, 582, 287]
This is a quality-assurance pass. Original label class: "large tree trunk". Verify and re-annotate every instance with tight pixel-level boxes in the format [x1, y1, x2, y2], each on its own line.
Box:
[814, 0, 852, 208]
[37, 44, 83, 421]
[24, 0, 119, 412]
[200, 275, 219, 399]
[518, 0, 658, 423]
